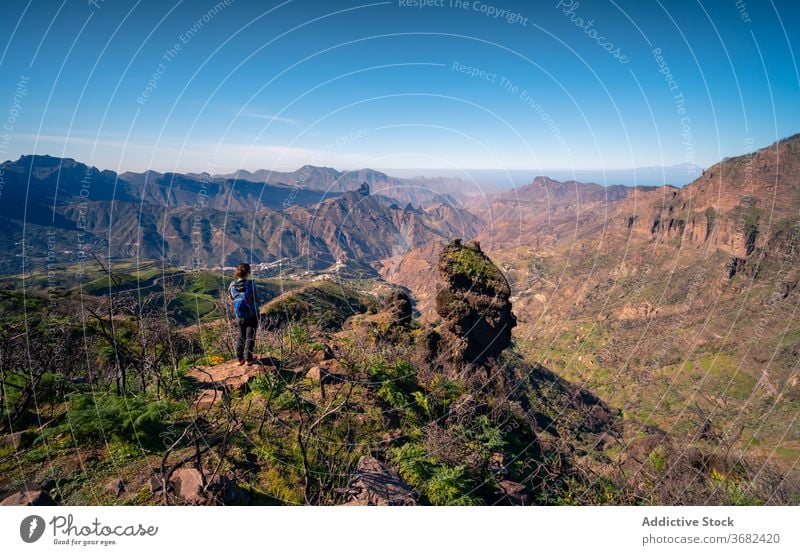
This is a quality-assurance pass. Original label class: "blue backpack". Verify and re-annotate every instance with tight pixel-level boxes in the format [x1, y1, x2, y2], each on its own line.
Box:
[230, 279, 257, 318]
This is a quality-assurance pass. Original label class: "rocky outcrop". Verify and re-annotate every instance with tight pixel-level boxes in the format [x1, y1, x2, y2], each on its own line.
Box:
[171, 467, 206, 505]
[169, 467, 248, 506]
[186, 358, 278, 407]
[725, 256, 746, 279]
[306, 359, 345, 384]
[344, 456, 416, 506]
[0, 490, 56, 506]
[629, 202, 761, 259]
[382, 290, 413, 325]
[433, 239, 516, 366]
[105, 478, 126, 497]
[1, 431, 24, 449]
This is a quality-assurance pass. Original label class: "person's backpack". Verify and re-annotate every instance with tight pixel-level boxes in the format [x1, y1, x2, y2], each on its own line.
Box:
[230, 279, 256, 319]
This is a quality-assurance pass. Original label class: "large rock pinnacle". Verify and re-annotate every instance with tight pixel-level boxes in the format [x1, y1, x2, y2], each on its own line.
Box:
[434, 239, 516, 366]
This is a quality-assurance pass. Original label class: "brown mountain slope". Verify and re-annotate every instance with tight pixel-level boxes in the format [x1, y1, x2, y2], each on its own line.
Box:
[287, 190, 482, 267]
[383, 135, 800, 477]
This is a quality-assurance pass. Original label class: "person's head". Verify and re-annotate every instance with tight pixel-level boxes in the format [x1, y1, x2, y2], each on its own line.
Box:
[234, 263, 251, 279]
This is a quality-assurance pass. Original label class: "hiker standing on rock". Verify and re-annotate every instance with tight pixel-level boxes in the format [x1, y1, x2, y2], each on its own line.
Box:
[229, 263, 261, 366]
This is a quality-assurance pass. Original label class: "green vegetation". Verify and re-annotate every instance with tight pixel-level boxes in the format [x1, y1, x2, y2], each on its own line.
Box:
[648, 445, 667, 473]
[390, 443, 476, 505]
[261, 281, 379, 330]
[66, 393, 179, 448]
[0, 250, 797, 507]
[441, 242, 506, 290]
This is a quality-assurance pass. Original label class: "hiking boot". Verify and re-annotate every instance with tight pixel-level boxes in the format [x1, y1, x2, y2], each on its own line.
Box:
[238, 359, 246, 366]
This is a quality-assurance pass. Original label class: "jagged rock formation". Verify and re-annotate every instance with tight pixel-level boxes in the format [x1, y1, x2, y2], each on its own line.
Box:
[286, 191, 482, 267]
[430, 239, 516, 367]
[217, 165, 467, 206]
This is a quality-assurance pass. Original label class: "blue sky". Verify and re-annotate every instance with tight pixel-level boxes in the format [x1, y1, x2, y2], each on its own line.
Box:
[0, 0, 798, 179]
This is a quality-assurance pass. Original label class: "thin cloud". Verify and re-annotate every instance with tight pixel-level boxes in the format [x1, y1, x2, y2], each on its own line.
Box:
[14, 132, 367, 172]
[239, 111, 300, 125]
[19, 133, 138, 149]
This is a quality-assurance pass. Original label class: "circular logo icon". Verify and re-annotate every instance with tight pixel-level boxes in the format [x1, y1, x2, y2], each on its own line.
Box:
[20, 515, 45, 543]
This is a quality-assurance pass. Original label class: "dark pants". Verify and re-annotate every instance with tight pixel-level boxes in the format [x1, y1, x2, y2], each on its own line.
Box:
[236, 316, 258, 361]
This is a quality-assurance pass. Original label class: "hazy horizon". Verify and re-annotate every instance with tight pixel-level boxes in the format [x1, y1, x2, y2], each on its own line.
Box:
[2, 151, 703, 188]
[375, 162, 702, 188]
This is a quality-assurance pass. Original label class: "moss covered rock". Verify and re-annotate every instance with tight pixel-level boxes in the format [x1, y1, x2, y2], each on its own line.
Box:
[434, 239, 516, 366]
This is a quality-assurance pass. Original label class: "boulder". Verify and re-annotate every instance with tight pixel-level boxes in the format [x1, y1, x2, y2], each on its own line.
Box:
[171, 467, 205, 505]
[344, 456, 416, 506]
[414, 325, 441, 364]
[306, 359, 344, 383]
[309, 343, 334, 363]
[169, 467, 249, 506]
[306, 366, 328, 382]
[148, 476, 165, 494]
[1, 431, 24, 449]
[206, 475, 249, 505]
[187, 360, 267, 407]
[0, 490, 56, 506]
[106, 478, 126, 497]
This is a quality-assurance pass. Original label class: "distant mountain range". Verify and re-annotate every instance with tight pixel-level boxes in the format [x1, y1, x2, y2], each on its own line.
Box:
[0, 155, 480, 273]
[382, 162, 703, 188]
[215, 165, 467, 206]
[0, 139, 789, 282]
